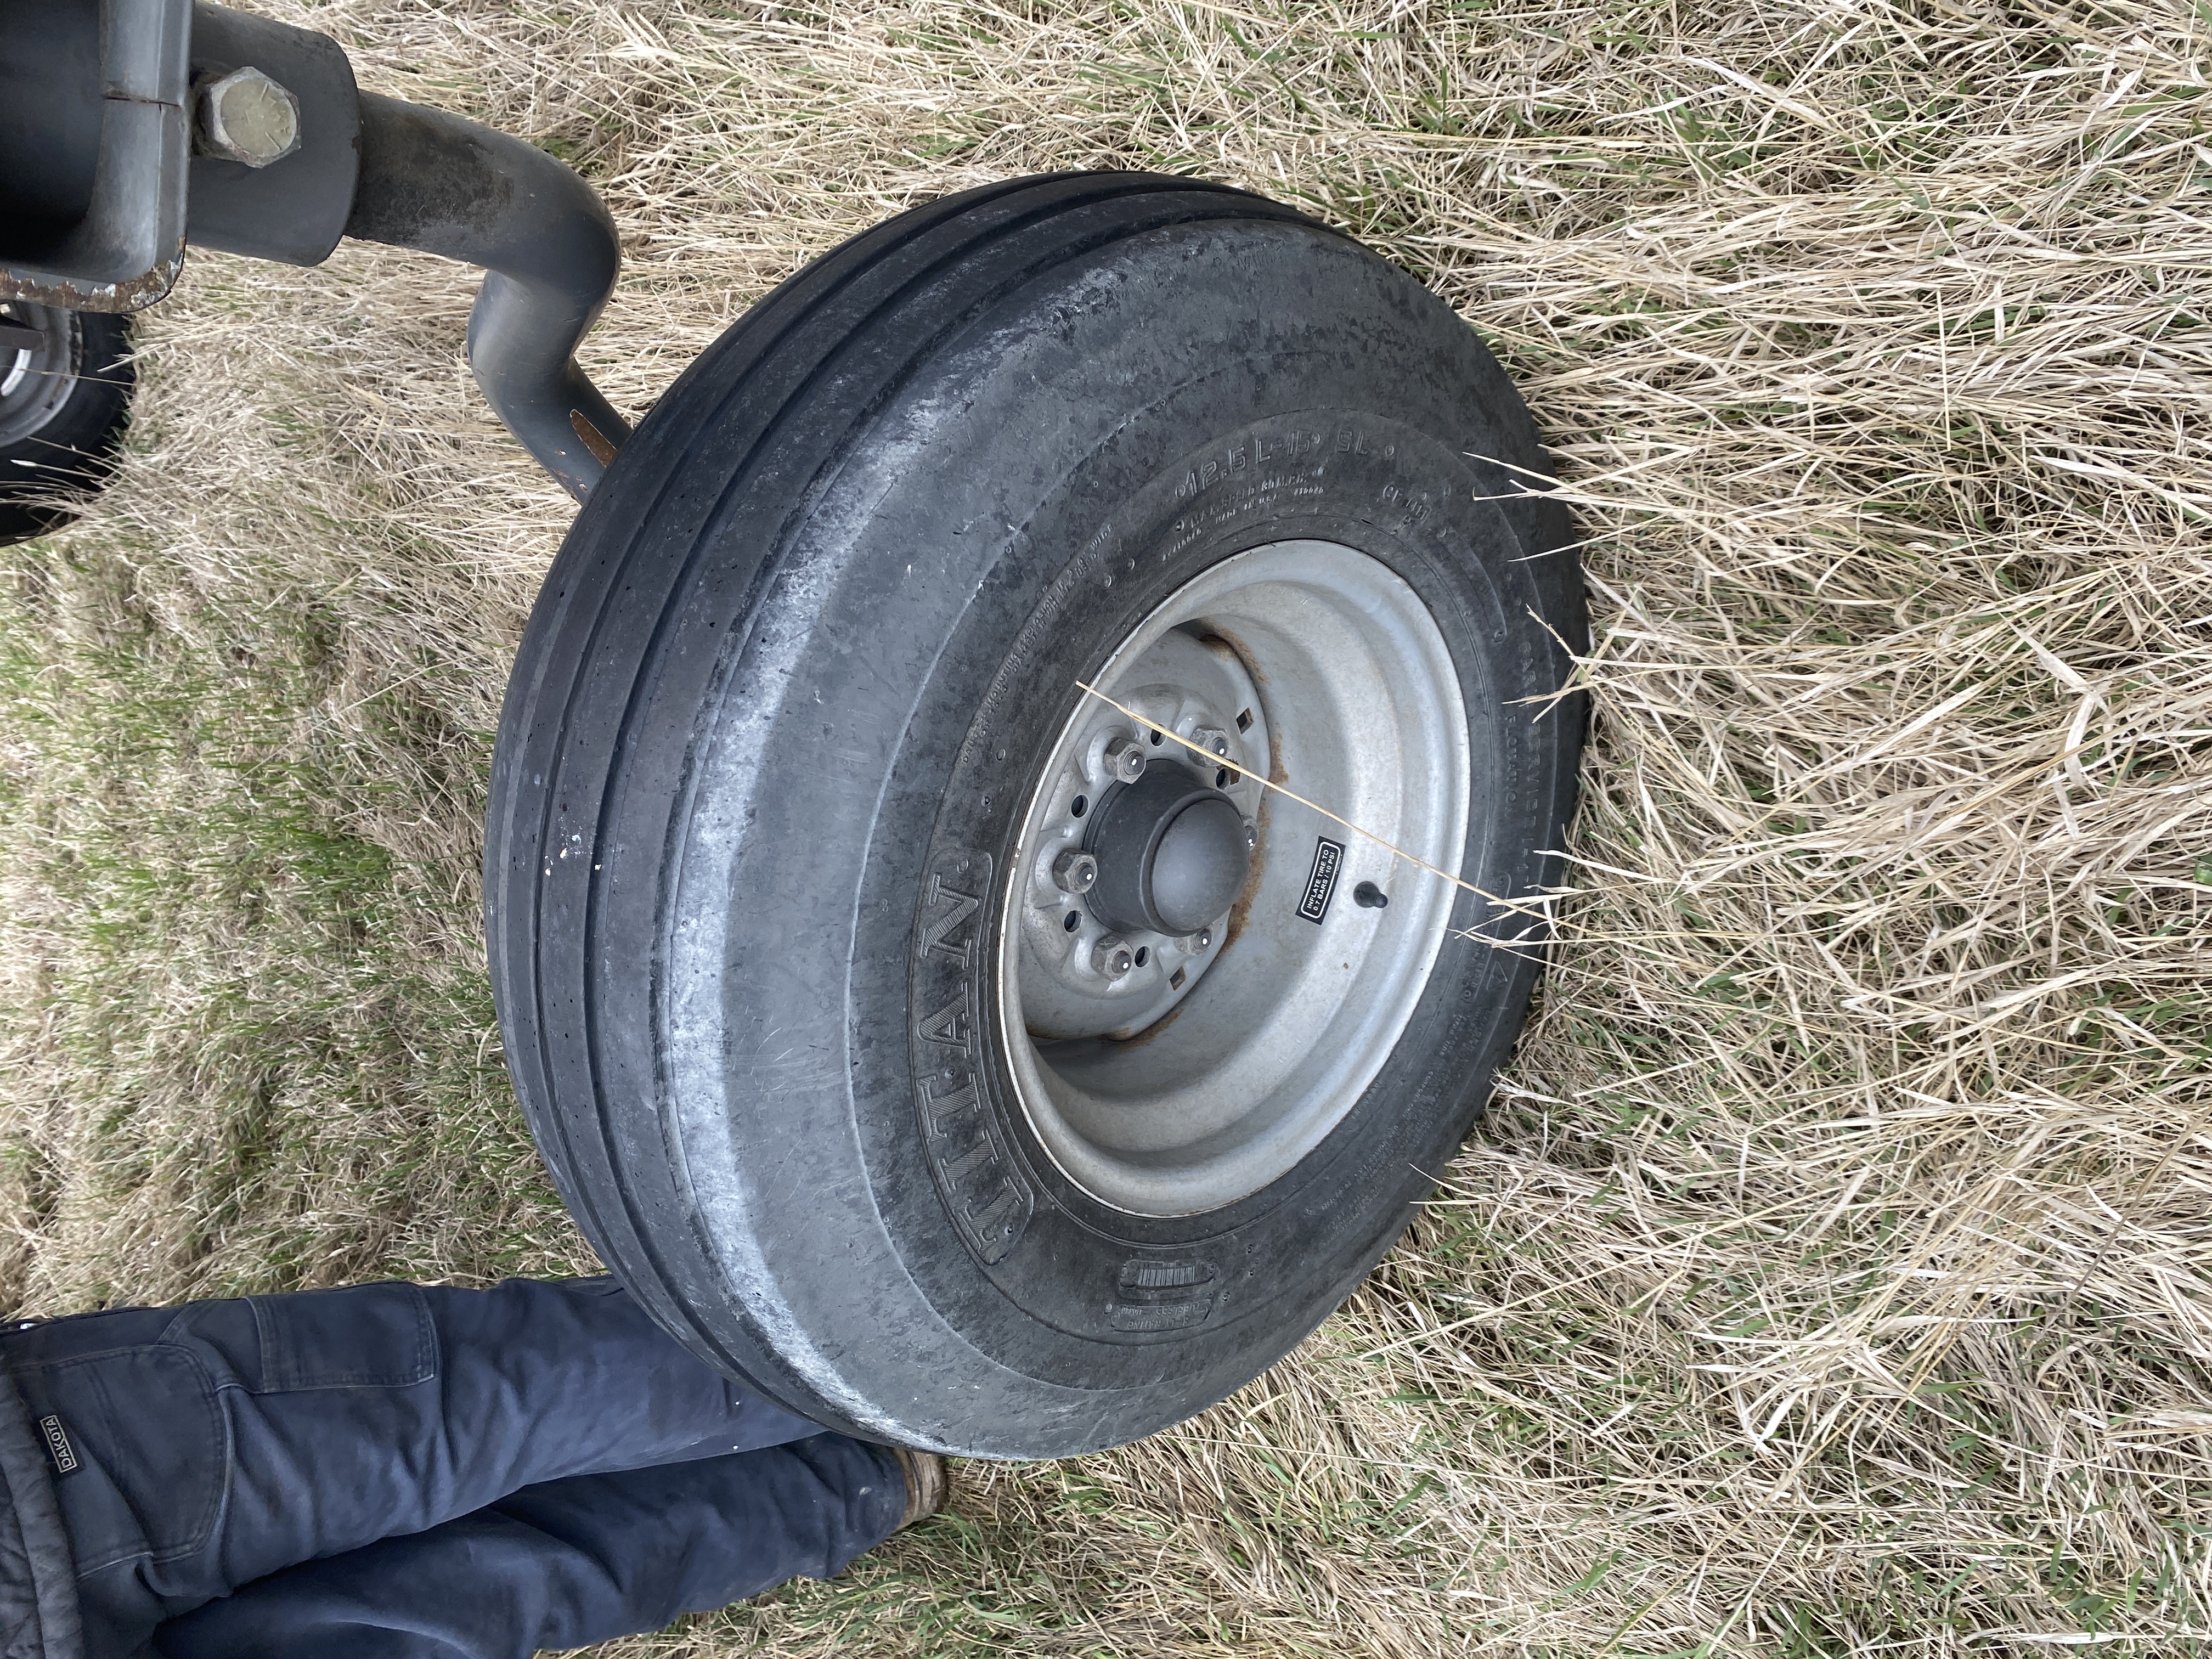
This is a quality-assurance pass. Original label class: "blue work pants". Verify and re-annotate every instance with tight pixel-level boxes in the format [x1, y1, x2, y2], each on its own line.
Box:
[0, 1277, 906, 1658]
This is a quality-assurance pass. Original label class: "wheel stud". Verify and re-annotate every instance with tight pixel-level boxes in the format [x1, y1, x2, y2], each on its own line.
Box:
[1241, 816, 1257, 850]
[1192, 726, 1231, 759]
[1103, 736, 1147, 783]
[1091, 935, 1136, 977]
[1052, 849, 1098, 894]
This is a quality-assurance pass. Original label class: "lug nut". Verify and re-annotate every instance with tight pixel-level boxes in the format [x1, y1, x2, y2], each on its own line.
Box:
[1195, 929, 1212, 951]
[1192, 726, 1232, 758]
[1241, 816, 1257, 850]
[1103, 736, 1147, 784]
[1091, 935, 1136, 977]
[1051, 849, 1098, 894]
[196, 67, 302, 168]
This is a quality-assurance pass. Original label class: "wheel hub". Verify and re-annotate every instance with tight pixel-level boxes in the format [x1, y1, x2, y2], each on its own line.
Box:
[1003, 624, 1266, 1047]
[1084, 766, 1250, 937]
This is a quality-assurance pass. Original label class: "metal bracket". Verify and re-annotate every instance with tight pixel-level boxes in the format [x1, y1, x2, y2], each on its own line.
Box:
[0, 0, 194, 312]
[0, 0, 628, 499]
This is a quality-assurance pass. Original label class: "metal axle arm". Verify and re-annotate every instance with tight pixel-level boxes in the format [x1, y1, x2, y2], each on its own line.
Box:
[344, 93, 631, 500]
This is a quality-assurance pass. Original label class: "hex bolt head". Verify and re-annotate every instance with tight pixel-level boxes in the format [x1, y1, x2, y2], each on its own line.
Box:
[1091, 935, 1136, 977]
[196, 67, 302, 168]
[1051, 849, 1098, 895]
[1191, 726, 1232, 759]
[1103, 736, 1147, 784]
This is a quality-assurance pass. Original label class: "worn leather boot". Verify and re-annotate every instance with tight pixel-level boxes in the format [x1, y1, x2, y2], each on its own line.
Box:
[890, 1448, 947, 1530]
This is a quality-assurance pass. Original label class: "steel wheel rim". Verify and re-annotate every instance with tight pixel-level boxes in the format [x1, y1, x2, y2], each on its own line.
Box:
[0, 303, 82, 451]
[995, 539, 1471, 1217]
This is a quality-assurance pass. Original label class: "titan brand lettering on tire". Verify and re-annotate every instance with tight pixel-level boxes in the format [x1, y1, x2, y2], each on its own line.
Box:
[916, 859, 986, 963]
[914, 1069, 1033, 1264]
[911, 847, 1034, 1266]
[917, 992, 971, 1047]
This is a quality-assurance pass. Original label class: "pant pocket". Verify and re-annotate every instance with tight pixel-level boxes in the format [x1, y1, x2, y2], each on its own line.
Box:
[244, 1283, 437, 1392]
[18, 1345, 226, 1573]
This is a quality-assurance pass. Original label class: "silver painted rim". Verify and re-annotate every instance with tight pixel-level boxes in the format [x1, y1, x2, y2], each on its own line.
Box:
[995, 539, 1470, 1217]
[0, 303, 81, 452]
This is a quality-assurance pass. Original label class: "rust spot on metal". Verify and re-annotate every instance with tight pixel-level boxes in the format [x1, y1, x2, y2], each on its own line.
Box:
[570, 409, 618, 465]
[0, 247, 183, 313]
[1195, 627, 1270, 692]
[1102, 997, 1188, 1049]
[1219, 795, 1271, 952]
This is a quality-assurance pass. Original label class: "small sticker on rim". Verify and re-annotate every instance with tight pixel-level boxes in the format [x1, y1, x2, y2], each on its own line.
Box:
[1297, 837, 1345, 924]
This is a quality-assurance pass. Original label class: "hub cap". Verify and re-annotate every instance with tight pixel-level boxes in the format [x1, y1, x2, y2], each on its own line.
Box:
[996, 540, 1471, 1216]
[1084, 766, 1250, 936]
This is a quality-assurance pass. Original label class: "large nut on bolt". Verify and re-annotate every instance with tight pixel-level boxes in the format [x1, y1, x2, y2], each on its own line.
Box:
[1090, 935, 1136, 978]
[1102, 736, 1147, 784]
[1051, 849, 1098, 894]
[196, 67, 302, 168]
[1191, 726, 1232, 759]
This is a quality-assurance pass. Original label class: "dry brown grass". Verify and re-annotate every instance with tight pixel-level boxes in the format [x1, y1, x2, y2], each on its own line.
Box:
[2, 0, 2208, 1651]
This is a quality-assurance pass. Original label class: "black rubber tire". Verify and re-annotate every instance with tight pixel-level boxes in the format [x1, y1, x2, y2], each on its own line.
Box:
[0, 306, 133, 548]
[487, 172, 1586, 1457]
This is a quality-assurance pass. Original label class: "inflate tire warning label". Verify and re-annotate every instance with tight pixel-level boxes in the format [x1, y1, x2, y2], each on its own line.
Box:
[1297, 837, 1345, 924]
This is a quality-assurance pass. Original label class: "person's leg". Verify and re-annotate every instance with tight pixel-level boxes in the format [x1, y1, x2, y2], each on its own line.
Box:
[150, 1434, 907, 1659]
[0, 1277, 826, 1654]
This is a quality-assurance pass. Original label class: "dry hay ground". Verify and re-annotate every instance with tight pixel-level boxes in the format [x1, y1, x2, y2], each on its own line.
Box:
[0, 0, 2207, 1652]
